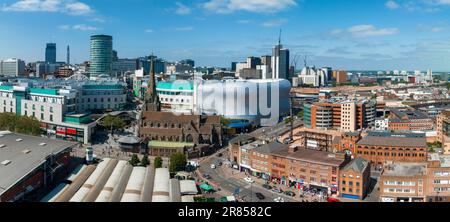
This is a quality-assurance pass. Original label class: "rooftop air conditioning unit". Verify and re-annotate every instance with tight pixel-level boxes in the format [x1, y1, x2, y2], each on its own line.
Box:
[16, 138, 23, 142]
[22, 150, 31, 154]
[39, 143, 47, 146]
[0, 144, 5, 148]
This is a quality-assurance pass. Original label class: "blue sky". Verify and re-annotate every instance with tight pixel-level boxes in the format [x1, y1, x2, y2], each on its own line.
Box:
[1, 0, 450, 71]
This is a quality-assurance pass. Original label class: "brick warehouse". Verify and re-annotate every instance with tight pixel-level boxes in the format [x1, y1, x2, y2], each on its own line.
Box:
[0, 131, 77, 202]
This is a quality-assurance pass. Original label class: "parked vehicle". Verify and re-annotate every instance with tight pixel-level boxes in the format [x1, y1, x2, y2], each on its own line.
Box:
[255, 193, 265, 200]
[327, 197, 341, 203]
[272, 188, 283, 193]
[262, 184, 273, 190]
[244, 177, 255, 183]
[210, 164, 216, 169]
[274, 197, 285, 202]
[284, 191, 296, 197]
[203, 173, 212, 179]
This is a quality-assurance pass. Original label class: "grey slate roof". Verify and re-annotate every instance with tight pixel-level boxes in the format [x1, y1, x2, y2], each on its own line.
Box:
[0, 132, 77, 196]
[341, 157, 369, 173]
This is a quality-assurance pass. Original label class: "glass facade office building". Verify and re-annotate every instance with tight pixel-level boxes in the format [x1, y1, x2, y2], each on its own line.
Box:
[45, 43, 57, 64]
[90, 35, 113, 78]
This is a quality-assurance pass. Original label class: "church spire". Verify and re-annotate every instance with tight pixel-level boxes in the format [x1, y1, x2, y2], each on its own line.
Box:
[144, 54, 160, 111]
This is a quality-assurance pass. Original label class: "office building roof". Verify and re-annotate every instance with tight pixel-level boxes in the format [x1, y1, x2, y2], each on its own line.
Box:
[382, 163, 427, 177]
[357, 135, 427, 148]
[271, 145, 346, 167]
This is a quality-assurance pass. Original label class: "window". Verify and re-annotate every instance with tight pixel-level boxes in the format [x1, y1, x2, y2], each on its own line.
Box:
[32, 104, 35, 110]
[50, 107, 53, 113]
[50, 115, 53, 122]
[40, 113, 44, 120]
[41, 106, 44, 111]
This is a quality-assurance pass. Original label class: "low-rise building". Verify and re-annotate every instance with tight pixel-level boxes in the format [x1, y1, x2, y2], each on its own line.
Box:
[335, 131, 428, 169]
[388, 108, 434, 131]
[426, 153, 450, 202]
[0, 132, 78, 202]
[379, 162, 427, 202]
[339, 157, 371, 200]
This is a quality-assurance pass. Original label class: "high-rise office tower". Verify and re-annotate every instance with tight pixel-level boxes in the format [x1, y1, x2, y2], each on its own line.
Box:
[180, 59, 195, 67]
[90, 35, 113, 78]
[67, 45, 70, 65]
[246, 57, 261, 69]
[271, 33, 290, 80]
[45, 43, 57, 64]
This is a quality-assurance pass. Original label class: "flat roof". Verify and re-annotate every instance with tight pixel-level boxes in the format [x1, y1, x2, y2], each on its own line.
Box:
[0, 132, 77, 196]
[383, 163, 427, 177]
[149, 141, 194, 148]
[271, 146, 346, 167]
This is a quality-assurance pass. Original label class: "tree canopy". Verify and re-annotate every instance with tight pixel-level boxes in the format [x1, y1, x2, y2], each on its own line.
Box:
[154, 156, 163, 168]
[129, 154, 140, 166]
[101, 115, 126, 134]
[169, 153, 187, 173]
[141, 155, 150, 167]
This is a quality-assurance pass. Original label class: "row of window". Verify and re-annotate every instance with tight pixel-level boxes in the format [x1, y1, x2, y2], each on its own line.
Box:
[384, 181, 417, 186]
[357, 151, 425, 158]
[24, 104, 54, 113]
[79, 97, 123, 103]
[383, 188, 416, 194]
[342, 187, 360, 194]
[24, 110, 53, 122]
[160, 97, 190, 104]
[342, 180, 361, 187]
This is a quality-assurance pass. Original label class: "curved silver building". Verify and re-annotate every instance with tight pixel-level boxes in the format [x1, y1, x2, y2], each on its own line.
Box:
[196, 79, 291, 126]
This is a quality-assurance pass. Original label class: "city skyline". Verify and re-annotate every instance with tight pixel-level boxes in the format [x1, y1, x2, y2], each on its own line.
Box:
[1, 0, 450, 71]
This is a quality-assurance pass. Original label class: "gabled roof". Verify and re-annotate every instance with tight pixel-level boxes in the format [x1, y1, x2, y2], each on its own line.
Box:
[341, 158, 370, 173]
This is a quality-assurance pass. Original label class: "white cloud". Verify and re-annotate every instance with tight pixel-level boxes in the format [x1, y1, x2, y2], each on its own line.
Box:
[237, 19, 252, 24]
[175, 2, 191, 15]
[2, 0, 93, 15]
[65, 2, 92, 15]
[173, 26, 194, 32]
[203, 0, 297, 14]
[261, 19, 287, 27]
[347, 25, 399, 37]
[386, 1, 400, 9]
[60, 24, 98, 31]
[144, 29, 154, 33]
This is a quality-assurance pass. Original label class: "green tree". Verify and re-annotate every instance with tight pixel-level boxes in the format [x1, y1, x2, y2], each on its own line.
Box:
[102, 115, 126, 135]
[0, 113, 40, 136]
[169, 153, 187, 173]
[141, 154, 150, 167]
[154, 156, 163, 168]
[129, 154, 140, 166]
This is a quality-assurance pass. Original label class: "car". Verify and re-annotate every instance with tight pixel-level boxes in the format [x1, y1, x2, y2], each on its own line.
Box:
[217, 153, 223, 157]
[262, 184, 272, 190]
[244, 177, 255, 183]
[255, 193, 265, 200]
[272, 188, 283, 193]
[284, 191, 296, 197]
[274, 197, 285, 202]
[210, 164, 216, 169]
[216, 162, 222, 167]
[203, 173, 212, 179]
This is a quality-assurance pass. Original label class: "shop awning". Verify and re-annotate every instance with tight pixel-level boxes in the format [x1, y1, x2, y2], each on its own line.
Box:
[199, 183, 215, 191]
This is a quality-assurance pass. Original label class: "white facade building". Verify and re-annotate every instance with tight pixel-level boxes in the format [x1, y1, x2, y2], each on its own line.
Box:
[0, 58, 25, 77]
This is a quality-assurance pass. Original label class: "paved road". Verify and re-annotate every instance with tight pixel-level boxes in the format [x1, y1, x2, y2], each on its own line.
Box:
[198, 154, 297, 203]
[250, 118, 303, 141]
